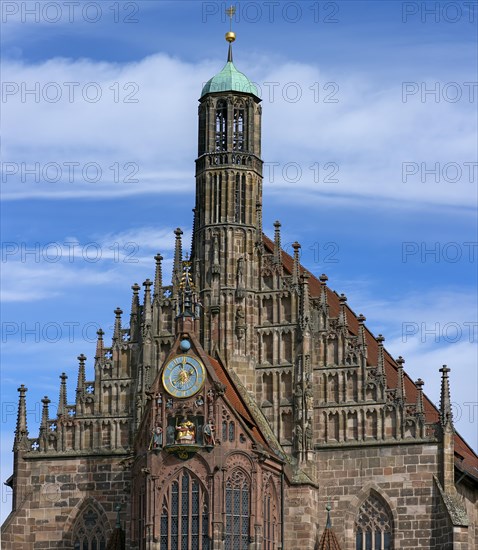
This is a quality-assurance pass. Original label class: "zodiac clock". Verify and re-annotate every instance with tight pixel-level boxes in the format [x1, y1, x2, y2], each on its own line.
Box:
[162, 355, 206, 399]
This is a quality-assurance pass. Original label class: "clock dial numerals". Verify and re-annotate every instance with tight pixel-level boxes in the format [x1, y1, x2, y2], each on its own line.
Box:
[162, 355, 206, 398]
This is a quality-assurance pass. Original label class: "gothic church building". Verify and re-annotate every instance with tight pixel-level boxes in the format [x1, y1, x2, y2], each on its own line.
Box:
[2, 31, 477, 550]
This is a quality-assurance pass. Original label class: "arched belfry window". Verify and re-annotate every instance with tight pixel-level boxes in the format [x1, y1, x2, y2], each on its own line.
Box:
[355, 494, 393, 550]
[159, 470, 209, 550]
[73, 503, 107, 550]
[263, 478, 279, 550]
[215, 101, 227, 152]
[225, 469, 250, 550]
[233, 108, 245, 151]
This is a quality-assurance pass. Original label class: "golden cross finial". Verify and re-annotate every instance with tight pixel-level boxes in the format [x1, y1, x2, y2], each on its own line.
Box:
[225, 5, 236, 44]
[226, 5, 236, 30]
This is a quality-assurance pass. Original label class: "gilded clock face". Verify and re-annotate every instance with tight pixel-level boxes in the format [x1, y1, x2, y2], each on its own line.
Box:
[162, 355, 206, 398]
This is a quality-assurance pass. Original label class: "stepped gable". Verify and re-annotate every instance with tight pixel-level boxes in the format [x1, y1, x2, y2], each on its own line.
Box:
[263, 234, 478, 474]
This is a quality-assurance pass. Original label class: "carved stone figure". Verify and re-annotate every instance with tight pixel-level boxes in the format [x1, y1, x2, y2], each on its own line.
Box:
[203, 419, 216, 446]
[295, 424, 303, 449]
[305, 384, 313, 410]
[151, 426, 163, 449]
[305, 422, 312, 450]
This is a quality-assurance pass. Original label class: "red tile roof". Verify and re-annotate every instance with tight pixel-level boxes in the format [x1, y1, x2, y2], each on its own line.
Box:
[263, 235, 478, 475]
[207, 355, 270, 449]
[317, 527, 342, 550]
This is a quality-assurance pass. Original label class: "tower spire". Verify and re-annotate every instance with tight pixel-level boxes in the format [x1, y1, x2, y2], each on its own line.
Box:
[225, 5, 236, 62]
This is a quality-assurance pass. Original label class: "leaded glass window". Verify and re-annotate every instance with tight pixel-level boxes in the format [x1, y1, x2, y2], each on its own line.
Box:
[225, 469, 250, 550]
[73, 504, 106, 550]
[355, 494, 393, 550]
[160, 470, 209, 550]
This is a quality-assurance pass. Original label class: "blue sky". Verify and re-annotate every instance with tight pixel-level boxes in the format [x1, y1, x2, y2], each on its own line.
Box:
[1, 0, 477, 520]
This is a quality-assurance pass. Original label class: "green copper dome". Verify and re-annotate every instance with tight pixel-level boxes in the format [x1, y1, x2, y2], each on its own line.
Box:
[201, 60, 259, 98]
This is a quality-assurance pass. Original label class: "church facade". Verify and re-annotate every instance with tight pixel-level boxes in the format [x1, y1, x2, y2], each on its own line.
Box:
[2, 32, 477, 550]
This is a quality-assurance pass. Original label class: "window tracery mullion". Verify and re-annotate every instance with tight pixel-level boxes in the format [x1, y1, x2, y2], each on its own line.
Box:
[355, 495, 392, 550]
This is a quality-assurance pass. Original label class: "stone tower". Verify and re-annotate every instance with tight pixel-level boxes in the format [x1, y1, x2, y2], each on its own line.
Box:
[192, 35, 263, 390]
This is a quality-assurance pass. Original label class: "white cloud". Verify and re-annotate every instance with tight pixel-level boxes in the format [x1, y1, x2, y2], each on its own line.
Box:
[2, 54, 476, 207]
[0, 226, 186, 302]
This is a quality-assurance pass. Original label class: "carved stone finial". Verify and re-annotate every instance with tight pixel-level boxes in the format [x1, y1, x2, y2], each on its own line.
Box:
[15, 384, 29, 450]
[439, 365, 453, 427]
[154, 254, 163, 296]
[113, 308, 123, 343]
[95, 328, 105, 357]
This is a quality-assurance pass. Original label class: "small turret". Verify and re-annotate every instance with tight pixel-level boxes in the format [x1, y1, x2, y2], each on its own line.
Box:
[415, 378, 425, 417]
[337, 294, 348, 329]
[14, 384, 28, 452]
[153, 254, 163, 298]
[143, 279, 153, 326]
[292, 242, 301, 287]
[76, 354, 86, 403]
[39, 396, 51, 451]
[57, 373, 68, 417]
[273, 220, 282, 265]
[357, 313, 367, 357]
[376, 334, 385, 379]
[395, 356, 406, 402]
[113, 307, 123, 345]
[439, 365, 456, 494]
[172, 228, 183, 291]
[130, 283, 141, 342]
[95, 328, 105, 358]
[317, 502, 342, 550]
[439, 365, 453, 429]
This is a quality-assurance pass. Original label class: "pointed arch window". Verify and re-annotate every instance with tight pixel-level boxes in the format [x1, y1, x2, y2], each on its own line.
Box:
[215, 102, 227, 152]
[233, 108, 245, 151]
[73, 504, 107, 550]
[159, 470, 209, 550]
[225, 469, 250, 550]
[355, 494, 393, 550]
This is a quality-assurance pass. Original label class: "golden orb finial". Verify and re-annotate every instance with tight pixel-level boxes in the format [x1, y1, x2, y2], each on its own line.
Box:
[225, 31, 236, 43]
